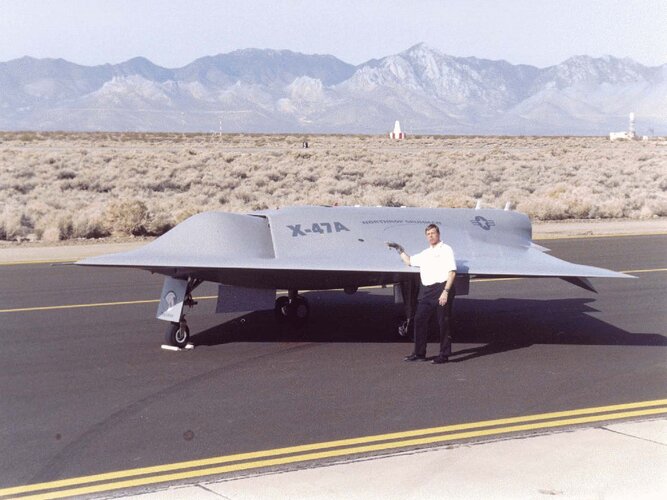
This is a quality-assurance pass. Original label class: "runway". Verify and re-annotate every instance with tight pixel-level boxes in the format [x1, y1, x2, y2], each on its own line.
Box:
[1, 235, 665, 496]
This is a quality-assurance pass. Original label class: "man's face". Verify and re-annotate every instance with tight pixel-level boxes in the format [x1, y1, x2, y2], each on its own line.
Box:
[426, 228, 440, 246]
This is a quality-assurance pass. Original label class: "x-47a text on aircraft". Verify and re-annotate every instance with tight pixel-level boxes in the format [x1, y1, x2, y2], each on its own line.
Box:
[75, 205, 632, 348]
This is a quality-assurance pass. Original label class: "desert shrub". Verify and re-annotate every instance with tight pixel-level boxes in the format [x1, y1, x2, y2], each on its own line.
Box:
[105, 200, 150, 236]
[644, 198, 667, 217]
[14, 167, 35, 179]
[251, 201, 269, 210]
[327, 180, 356, 196]
[73, 219, 111, 239]
[369, 191, 405, 207]
[266, 171, 282, 182]
[13, 182, 36, 194]
[517, 198, 569, 220]
[0, 133, 665, 241]
[0, 209, 34, 240]
[234, 189, 255, 204]
[230, 168, 248, 179]
[566, 198, 595, 219]
[68, 206, 112, 239]
[173, 208, 201, 225]
[145, 212, 175, 236]
[37, 214, 74, 242]
[56, 170, 77, 180]
[18, 133, 37, 142]
[147, 179, 189, 193]
[438, 194, 477, 208]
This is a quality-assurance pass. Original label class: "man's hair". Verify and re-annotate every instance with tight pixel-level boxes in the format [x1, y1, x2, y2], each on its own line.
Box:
[425, 223, 440, 234]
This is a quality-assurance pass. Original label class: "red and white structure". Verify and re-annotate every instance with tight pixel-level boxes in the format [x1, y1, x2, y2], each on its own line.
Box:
[389, 120, 405, 139]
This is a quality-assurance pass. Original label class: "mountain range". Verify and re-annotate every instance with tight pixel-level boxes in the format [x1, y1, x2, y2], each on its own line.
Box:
[1, 43, 665, 135]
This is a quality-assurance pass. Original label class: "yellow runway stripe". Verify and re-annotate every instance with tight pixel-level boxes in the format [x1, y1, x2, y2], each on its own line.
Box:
[19, 407, 667, 500]
[0, 299, 160, 313]
[0, 258, 75, 266]
[472, 277, 521, 283]
[622, 267, 667, 274]
[2, 399, 666, 498]
[468, 267, 667, 283]
[0, 296, 218, 313]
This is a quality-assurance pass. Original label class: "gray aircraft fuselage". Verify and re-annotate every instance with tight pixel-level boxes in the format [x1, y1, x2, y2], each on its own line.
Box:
[77, 205, 629, 291]
[75, 206, 632, 346]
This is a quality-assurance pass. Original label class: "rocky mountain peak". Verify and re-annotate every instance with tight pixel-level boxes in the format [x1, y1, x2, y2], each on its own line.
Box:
[0, 47, 664, 135]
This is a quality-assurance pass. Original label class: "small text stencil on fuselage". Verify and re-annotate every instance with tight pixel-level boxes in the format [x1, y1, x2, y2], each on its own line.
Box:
[287, 222, 350, 237]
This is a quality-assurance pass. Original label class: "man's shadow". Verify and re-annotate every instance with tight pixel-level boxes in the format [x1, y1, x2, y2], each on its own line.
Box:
[192, 290, 666, 362]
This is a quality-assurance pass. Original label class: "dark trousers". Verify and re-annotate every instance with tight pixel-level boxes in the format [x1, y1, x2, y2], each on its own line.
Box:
[413, 282, 455, 357]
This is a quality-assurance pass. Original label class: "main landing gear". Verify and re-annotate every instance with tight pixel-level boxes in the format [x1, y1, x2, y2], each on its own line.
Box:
[274, 289, 310, 327]
[164, 278, 202, 348]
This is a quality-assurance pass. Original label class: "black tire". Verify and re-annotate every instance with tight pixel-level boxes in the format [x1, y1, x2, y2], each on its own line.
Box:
[290, 296, 310, 328]
[165, 322, 190, 348]
[274, 296, 290, 322]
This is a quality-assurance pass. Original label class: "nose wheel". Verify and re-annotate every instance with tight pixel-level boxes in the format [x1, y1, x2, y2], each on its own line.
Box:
[274, 292, 310, 326]
[165, 321, 190, 348]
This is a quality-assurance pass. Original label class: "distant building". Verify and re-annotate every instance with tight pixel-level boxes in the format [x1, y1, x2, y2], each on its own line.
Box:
[389, 120, 405, 139]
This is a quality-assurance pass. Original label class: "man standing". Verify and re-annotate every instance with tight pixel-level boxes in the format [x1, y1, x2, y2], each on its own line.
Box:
[387, 224, 457, 364]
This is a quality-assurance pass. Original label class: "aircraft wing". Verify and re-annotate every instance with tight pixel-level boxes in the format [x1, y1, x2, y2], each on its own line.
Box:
[76, 206, 632, 292]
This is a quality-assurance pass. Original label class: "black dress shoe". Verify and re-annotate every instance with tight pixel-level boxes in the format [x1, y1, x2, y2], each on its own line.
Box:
[404, 353, 426, 361]
[431, 356, 449, 364]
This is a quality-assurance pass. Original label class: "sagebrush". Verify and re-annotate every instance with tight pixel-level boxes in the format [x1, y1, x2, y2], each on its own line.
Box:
[0, 132, 665, 241]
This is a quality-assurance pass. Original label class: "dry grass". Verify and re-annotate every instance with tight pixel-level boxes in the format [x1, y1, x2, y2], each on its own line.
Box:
[0, 132, 665, 241]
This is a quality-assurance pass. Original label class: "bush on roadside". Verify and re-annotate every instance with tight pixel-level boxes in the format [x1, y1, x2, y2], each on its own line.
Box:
[105, 200, 150, 236]
[0, 208, 34, 240]
[36, 214, 73, 242]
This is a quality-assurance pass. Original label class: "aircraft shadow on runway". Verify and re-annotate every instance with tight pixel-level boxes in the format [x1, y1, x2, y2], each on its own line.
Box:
[192, 291, 666, 359]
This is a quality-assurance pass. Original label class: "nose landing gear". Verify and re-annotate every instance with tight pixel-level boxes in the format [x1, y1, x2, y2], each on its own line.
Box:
[163, 278, 201, 348]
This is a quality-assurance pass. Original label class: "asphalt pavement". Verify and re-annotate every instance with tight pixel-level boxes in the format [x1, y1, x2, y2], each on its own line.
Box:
[0, 234, 665, 498]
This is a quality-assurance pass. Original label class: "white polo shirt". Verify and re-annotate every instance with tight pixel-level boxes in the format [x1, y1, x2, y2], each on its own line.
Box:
[410, 242, 457, 286]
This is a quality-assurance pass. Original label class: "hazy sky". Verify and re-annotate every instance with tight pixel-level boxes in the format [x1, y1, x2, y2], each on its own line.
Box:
[1, 0, 665, 68]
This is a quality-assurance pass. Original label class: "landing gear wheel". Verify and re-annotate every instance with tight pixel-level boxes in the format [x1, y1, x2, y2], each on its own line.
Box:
[274, 296, 290, 322]
[165, 322, 190, 348]
[274, 295, 310, 326]
[290, 295, 310, 327]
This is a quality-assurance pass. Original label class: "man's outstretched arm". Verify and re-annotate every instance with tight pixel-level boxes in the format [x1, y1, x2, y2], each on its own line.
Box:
[386, 242, 411, 266]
